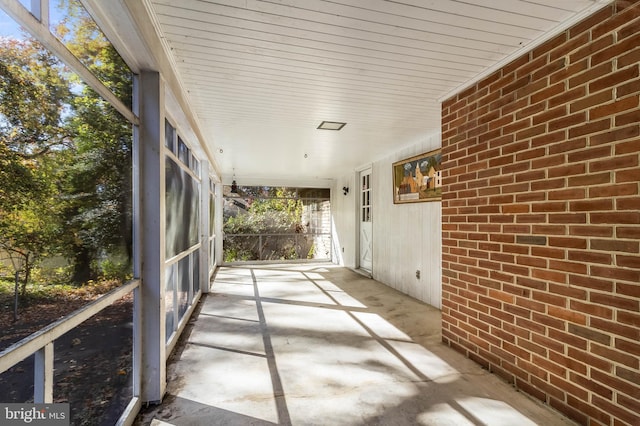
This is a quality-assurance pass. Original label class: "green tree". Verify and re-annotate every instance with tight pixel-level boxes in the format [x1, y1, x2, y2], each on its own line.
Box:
[0, 37, 70, 293]
[223, 187, 308, 261]
[53, 0, 133, 283]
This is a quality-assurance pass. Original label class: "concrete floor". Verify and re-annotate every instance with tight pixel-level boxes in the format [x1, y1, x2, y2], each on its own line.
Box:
[136, 264, 577, 426]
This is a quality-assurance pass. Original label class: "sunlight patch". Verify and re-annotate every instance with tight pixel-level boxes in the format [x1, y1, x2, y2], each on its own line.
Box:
[456, 397, 538, 426]
[386, 340, 461, 383]
[418, 403, 475, 426]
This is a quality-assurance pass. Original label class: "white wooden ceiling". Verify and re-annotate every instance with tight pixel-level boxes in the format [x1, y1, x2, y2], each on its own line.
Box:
[147, 0, 609, 185]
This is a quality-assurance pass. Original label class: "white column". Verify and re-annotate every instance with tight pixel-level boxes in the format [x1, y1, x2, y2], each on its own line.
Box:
[138, 71, 166, 403]
[199, 161, 210, 293]
[215, 182, 224, 266]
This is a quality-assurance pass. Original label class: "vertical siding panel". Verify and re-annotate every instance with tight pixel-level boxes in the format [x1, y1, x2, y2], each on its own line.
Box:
[366, 134, 442, 307]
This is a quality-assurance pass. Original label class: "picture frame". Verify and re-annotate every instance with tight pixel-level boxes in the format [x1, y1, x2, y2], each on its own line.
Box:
[392, 149, 442, 204]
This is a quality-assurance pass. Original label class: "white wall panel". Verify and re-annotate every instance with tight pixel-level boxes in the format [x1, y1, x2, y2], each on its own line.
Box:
[332, 133, 442, 308]
[331, 174, 357, 267]
[370, 133, 442, 309]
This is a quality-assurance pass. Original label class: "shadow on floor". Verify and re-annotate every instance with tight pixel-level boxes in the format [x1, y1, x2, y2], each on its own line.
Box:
[136, 264, 576, 426]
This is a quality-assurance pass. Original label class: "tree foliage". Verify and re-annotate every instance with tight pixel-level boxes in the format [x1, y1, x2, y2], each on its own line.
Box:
[0, 0, 133, 292]
[0, 37, 69, 294]
[223, 187, 315, 261]
[52, 0, 133, 283]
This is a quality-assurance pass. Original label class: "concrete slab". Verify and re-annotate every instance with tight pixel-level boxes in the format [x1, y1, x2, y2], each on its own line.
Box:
[136, 264, 577, 426]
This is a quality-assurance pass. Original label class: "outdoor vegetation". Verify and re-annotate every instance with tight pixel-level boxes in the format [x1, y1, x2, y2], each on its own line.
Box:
[1, 1, 134, 423]
[223, 186, 331, 262]
[0, 0, 132, 317]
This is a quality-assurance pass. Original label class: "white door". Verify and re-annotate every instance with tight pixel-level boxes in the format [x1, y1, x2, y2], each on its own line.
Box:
[359, 168, 372, 272]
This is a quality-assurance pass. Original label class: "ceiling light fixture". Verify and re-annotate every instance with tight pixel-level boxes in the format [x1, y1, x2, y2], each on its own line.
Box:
[317, 121, 346, 130]
[231, 169, 238, 193]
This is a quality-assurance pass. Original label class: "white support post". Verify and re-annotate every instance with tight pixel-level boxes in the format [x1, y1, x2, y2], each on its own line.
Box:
[131, 74, 142, 400]
[139, 71, 166, 403]
[215, 182, 224, 266]
[199, 161, 210, 293]
[33, 342, 53, 403]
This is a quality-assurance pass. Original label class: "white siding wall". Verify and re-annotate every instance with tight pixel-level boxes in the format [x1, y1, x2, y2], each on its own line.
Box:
[332, 133, 442, 309]
[331, 174, 357, 267]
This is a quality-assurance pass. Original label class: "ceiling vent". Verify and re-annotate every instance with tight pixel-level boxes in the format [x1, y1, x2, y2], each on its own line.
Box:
[317, 121, 346, 130]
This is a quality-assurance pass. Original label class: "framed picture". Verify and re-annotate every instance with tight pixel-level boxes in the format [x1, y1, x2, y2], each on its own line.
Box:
[392, 149, 442, 204]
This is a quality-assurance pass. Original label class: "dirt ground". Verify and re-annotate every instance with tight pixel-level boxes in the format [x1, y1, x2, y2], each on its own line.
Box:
[1, 290, 134, 425]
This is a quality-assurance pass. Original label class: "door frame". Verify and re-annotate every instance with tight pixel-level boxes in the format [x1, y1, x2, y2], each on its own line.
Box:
[355, 165, 373, 274]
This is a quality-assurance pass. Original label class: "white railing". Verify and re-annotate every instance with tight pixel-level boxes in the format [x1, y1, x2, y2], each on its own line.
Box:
[0, 279, 140, 425]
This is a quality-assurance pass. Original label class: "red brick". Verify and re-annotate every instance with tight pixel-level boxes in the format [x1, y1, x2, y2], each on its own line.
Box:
[593, 126, 640, 147]
[566, 395, 611, 426]
[569, 372, 614, 399]
[568, 61, 613, 89]
[567, 145, 611, 162]
[592, 31, 640, 66]
[615, 109, 640, 127]
[550, 58, 589, 85]
[571, 33, 614, 63]
[618, 45, 640, 68]
[616, 337, 640, 357]
[590, 66, 640, 93]
[569, 4, 613, 37]
[533, 32, 567, 59]
[591, 265, 640, 283]
[616, 167, 640, 183]
[531, 178, 564, 191]
[616, 283, 640, 298]
[570, 89, 614, 113]
[532, 224, 566, 235]
[549, 163, 586, 178]
[548, 111, 586, 132]
[591, 212, 640, 224]
[549, 259, 588, 274]
[618, 254, 640, 269]
[531, 81, 565, 104]
[591, 342, 639, 369]
[516, 214, 546, 224]
[615, 137, 640, 155]
[590, 96, 639, 120]
[548, 188, 586, 201]
[569, 225, 613, 237]
[570, 300, 613, 319]
[515, 100, 546, 120]
[550, 329, 587, 351]
[548, 237, 587, 249]
[569, 199, 612, 211]
[549, 397, 589, 426]
[617, 227, 640, 239]
[617, 394, 640, 420]
[590, 183, 638, 198]
[531, 153, 565, 169]
[569, 274, 613, 292]
[618, 311, 640, 328]
[591, 317, 640, 340]
[592, 393, 639, 425]
[550, 31, 589, 60]
[567, 347, 612, 372]
[550, 306, 587, 324]
[442, 5, 640, 421]
[530, 201, 564, 213]
[618, 79, 640, 98]
[591, 238, 639, 253]
[547, 136, 585, 154]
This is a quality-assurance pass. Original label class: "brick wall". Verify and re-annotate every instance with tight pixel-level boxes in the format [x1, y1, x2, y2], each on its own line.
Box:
[441, 1, 640, 425]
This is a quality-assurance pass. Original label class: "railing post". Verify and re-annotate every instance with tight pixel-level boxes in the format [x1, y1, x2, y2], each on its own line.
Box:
[34, 342, 53, 403]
